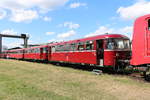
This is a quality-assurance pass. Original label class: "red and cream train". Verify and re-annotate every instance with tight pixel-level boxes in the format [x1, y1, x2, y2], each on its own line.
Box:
[1, 14, 150, 75]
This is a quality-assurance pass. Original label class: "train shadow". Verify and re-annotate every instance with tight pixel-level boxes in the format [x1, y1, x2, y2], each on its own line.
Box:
[48, 61, 132, 75]
[17, 59, 132, 75]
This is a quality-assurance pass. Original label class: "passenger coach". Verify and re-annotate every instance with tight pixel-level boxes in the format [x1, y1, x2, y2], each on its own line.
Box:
[48, 34, 131, 70]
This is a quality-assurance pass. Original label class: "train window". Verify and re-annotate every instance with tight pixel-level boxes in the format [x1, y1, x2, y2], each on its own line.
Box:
[56, 45, 64, 52]
[29, 49, 32, 53]
[106, 38, 130, 50]
[86, 41, 94, 50]
[18, 51, 20, 54]
[78, 42, 85, 51]
[61, 45, 65, 51]
[106, 39, 115, 50]
[148, 19, 150, 30]
[34, 49, 36, 53]
[35, 49, 38, 53]
[33, 49, 35, 53]
[31, 49, 34, 53]
[65, 44, 70, 51]
[27, 50, 29, 53]
[37, 48, 40, 53]
[70, 43, 76, 51]
[28, 50, 30, 53]
[43, 48, 47, 53]
[55, 46, 58, 51]
[51, 46, 56, 52]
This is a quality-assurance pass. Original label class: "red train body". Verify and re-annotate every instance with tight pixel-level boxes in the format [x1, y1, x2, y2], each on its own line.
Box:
[131, 14, 150, 66]
[48, 34, 130, 69]
[1, 34, 130, 70]
[1, 14, 150, 73]
[23, 45, 48, 60]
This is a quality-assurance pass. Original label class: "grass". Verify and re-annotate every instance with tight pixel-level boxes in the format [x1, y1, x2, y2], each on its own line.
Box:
[0, 59, 150, 100]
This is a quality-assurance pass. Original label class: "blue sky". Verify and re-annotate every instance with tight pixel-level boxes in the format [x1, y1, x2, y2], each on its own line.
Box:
[1, 0, 150, 48]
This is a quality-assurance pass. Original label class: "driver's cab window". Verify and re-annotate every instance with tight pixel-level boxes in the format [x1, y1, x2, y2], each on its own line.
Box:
[148, 19, 150, 30]
[106, 39, 115, 50]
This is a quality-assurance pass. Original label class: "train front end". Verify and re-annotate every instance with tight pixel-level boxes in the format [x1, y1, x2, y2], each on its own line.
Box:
[103, 36, 131, 71]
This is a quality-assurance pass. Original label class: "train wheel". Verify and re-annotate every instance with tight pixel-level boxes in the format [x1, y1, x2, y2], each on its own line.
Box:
[144, 67, 150, 81]
[145, 74, 150, 81]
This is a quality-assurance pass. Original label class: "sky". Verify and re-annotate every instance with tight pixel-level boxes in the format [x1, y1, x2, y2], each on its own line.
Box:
[0, 0, 150, 48]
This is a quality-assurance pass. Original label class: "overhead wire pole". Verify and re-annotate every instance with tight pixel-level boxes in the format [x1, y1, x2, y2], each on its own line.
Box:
[0, 34, 29, 54]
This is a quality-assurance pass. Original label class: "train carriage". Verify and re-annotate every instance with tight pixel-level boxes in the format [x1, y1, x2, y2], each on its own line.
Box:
[6, 49, 24, 59]
[0, 50, 8, 58]
[24, 45, 48, 60]
[48, 34, 131, 70]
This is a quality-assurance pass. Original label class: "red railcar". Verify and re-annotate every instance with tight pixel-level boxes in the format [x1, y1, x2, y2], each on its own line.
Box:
[0, 51, 8, 58]
[48, 34, 131, 70]
[24, 45, 48, 60]
[1, 34, 130, 70]
[130, 14, 150, 77]
[6, 49, 24, 59]
[131, 14, 150, 66]
[3, 45, 48, 61]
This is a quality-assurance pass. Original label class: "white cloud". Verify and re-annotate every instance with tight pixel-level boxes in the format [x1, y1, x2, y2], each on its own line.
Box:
[85, 26, 114, 37]
[62, 22, 80, 29]
[48, 39, 64, 42]
[0, 9, 6, 19]
[46, 32, 55, 35]
[43, 16, 52, 22]
[10, 9, 38, 22]
[85, 26, 133, 39]
[0, 0, 68, 12]
[117, 0, 150, 20]
[5, 41, 22, 48]
[2, 39, 23, 48]
[0, 0, 69, 22]
[1, 29, 17, 35]
[8, 42, 22, 48]
[118, 26, 133, 35]
[70, 2, 87, 8]
[57, 30, 76, 38]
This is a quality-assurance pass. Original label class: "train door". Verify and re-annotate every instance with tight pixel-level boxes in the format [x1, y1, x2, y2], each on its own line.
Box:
[40, 48, 43, 59]
[45, 47, 49, 61]
[22, 49, 25, 59]
[47, 46, 51, 61]
[147, 19, 150, 56]
[96, 40, 104, 66]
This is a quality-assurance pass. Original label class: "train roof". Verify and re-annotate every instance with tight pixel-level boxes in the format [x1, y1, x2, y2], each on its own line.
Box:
[135, 14, 150, 21]
[48, 34, 129, 46]
[4, 48, 24, 52]
[3, 45, 48, 52]
[24, 45, 47, 50]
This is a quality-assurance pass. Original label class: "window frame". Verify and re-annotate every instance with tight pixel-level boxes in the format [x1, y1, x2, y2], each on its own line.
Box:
[77, 42, 85, 51]
[85, 40, 94, 50]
